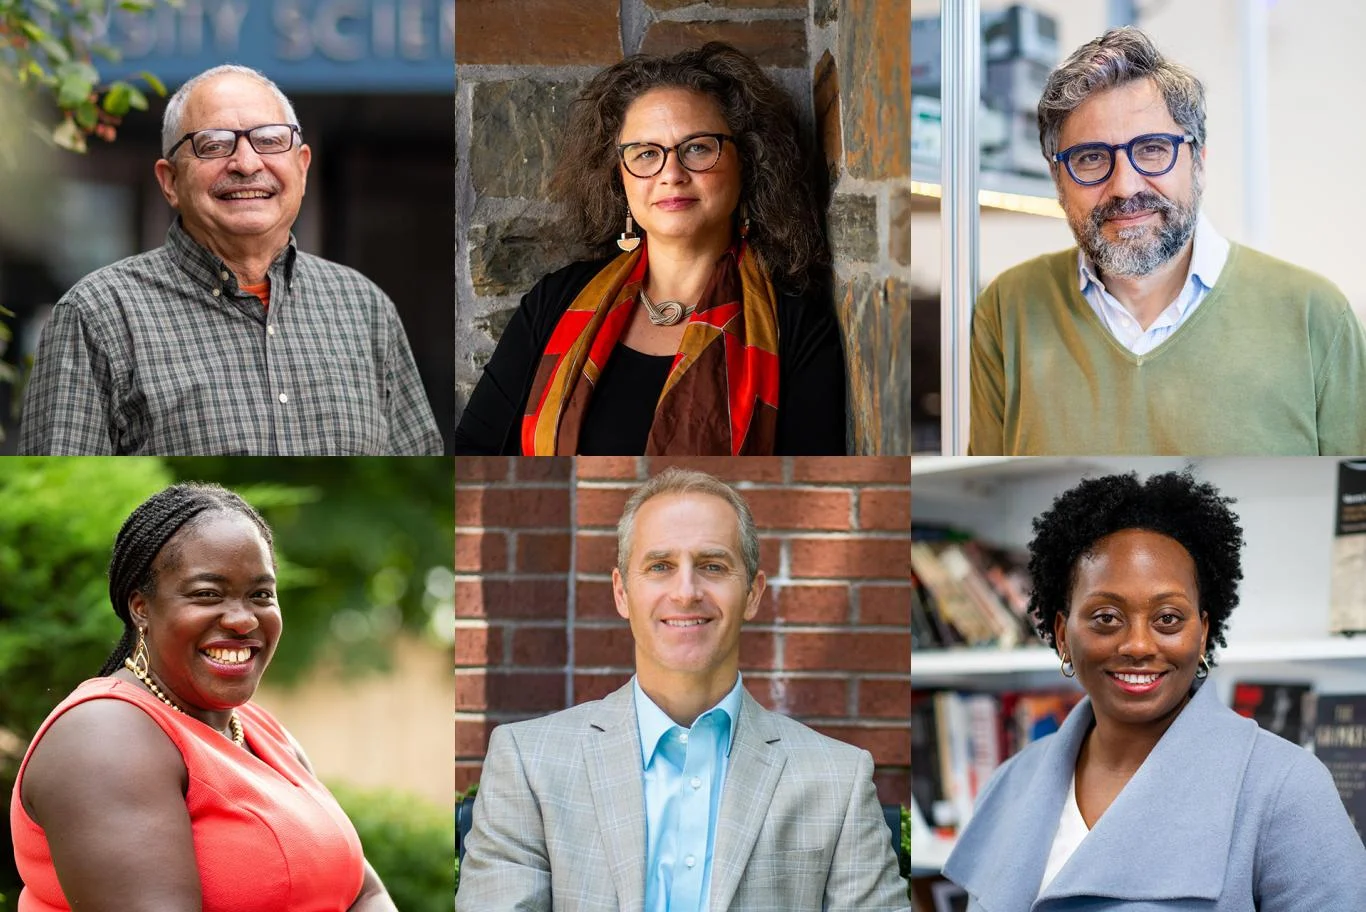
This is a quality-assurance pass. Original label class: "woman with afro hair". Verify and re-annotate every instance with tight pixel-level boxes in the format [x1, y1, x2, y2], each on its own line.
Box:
[943, 470, 1366, 911]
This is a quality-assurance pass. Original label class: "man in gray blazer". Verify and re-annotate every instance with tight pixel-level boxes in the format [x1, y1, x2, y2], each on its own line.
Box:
[457, 468, 908, 912]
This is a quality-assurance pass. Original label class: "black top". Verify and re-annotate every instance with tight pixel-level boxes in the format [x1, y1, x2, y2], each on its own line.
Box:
[454, 258, 847, 455]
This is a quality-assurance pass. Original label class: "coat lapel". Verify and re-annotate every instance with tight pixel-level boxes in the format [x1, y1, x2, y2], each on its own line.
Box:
[582, 684, 648, 912]
[944, 699, 1081, 912]
[1037, 681, 1255, 906]
[707, 690, 787, 911]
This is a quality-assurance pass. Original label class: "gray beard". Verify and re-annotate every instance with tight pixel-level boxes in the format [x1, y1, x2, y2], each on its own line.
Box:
[1071, 172, 1203, 279]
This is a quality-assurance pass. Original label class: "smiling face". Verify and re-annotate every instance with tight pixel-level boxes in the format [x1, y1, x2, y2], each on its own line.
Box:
[617, 86, 742, 250]
[1055, 528, 1209, 733]
[1056, 77, 1203, 278]
[154, 73, 310, 257]
[613, 492, 764, 703]
[129, 512, 281, 727]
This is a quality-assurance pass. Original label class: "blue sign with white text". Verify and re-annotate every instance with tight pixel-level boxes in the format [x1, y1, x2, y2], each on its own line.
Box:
[94, 0, 454, 92]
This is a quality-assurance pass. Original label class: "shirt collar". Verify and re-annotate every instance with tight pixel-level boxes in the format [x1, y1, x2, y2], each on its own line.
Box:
[1077, 210, 1227, 303]
[166, 216, 299, 294]
[633, 673, 744, 770]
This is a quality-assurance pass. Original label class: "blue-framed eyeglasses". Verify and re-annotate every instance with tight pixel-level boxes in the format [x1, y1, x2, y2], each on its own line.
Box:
[1053, 132, 1195, 186]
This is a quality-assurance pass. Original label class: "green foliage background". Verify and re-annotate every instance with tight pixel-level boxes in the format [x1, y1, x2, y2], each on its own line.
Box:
[331, 784, 455, 912]
[0, 456, 454, 906]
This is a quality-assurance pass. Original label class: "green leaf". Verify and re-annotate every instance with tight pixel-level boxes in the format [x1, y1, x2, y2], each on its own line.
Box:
[117, 0, 155, 10]
[55, 63, 96, 107]
[29, 0, 61, 14]
[73, 99, 98, 130]
[102, 81, 131, 117]
[125, 84, 148, 111]
[139, 70, 166, 97]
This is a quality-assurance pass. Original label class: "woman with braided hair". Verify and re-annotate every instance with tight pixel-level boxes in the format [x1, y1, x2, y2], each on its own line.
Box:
[9, 483, 397, 911]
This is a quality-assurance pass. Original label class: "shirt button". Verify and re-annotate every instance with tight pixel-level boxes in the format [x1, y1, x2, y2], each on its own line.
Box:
[267, 325, 276, 336]
[278, 393, 288, 404]
[679, 733, 688, 744]
[685, 855, 695, 868]
[220, 271, 230, 281]
[211, 288, 221, 297]
[690, 777, 702, 789]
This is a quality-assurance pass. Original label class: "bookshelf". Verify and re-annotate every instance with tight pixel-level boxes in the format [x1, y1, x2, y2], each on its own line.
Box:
[910, 457, 1366, 874]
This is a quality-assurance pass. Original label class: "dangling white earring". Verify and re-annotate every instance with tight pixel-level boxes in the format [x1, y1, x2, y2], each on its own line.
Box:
[617, 211, 641, 252]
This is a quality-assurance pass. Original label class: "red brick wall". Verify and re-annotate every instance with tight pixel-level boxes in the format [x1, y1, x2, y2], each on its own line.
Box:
[455, 456, 911, 805]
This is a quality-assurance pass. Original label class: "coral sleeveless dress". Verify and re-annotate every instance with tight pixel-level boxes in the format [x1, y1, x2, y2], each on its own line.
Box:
[10, 677, 366, 911]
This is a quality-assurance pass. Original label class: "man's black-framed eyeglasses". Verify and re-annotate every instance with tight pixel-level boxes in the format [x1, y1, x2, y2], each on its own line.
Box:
[617, 133, 734, 178]
[167, 124, 302, 160]
[1053, 132, 1195, 186]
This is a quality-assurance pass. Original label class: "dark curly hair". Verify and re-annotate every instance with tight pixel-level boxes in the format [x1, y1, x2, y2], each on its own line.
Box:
[1026, 470, 1243, 667]
[548, 42, 829, 292]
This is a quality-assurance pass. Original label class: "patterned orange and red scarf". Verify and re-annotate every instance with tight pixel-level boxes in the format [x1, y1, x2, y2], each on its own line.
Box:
[521, 241, 780, 455]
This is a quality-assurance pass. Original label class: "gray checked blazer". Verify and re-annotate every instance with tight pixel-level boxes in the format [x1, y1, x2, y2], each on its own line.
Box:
[455, 681, 910, 911]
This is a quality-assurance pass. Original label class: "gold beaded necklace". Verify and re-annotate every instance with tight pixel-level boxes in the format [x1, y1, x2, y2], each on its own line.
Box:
[124, 657, 244, 747]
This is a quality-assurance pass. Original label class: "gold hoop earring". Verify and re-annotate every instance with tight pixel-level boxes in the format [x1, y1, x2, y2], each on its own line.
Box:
[1195, 654, 1211, 679]
[617, 211, 640, 252]
[131, 627, 152, 677]
[1060, 653, 1075, 678]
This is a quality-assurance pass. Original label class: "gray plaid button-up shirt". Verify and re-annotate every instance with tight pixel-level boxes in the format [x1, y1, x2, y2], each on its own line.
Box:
[18, 220, 442, 455]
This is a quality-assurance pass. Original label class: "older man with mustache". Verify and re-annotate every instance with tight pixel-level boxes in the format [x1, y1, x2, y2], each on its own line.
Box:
[18, 65, 441, 455]
[969, 27, 1366, 455]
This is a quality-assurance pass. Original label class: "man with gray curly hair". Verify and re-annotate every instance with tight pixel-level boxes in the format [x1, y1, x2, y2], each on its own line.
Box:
[19, 65, 440, 455]
[969, 27, 1366, 456]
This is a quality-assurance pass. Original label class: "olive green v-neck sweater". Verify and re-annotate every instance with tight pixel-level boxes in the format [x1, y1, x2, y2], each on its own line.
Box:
[969, 242, 1366, 455]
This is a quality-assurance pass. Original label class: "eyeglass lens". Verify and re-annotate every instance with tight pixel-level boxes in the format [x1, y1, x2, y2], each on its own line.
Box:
[193, 125, 295, 158]
[621, 136, 723, 177]
[1070, 135, 1178, 182]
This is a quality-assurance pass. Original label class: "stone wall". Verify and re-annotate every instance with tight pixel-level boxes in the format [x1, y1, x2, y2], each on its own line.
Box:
[454, 455, 912, 804]
[454, 0, 912, 453]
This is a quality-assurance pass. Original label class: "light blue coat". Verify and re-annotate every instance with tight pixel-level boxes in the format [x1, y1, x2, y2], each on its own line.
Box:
[943, 681, 1366, 911]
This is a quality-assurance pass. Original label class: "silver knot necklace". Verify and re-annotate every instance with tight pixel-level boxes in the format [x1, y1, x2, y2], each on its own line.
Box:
[638, 287, 695, 327]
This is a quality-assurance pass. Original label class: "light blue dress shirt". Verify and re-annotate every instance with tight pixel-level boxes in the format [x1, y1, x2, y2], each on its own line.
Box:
[1078, 210, 1230, 355]
[633, 674, 744, 912]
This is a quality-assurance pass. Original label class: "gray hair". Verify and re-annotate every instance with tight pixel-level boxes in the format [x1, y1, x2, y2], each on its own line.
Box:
[616, 467, 761, 588]
[161, 65, 300, 159]
[1038, 27, 1206, 164]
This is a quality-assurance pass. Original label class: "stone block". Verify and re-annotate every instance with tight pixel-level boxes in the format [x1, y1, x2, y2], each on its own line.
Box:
[838, 272, 912, 454]
[828, 193, 878, 264]
[471, 80, 583, 200]
[641, 19, 806, 68]
[813, 50, 842, 184]
[474, 306, 517, 344]
[839, 0, 911, 180]
[647, 0, 805, 7]
[889, 186, 912, 266]
[455, 0, 621, 66]
[467, 204, 597, 297]
[814, 0, 838, 26]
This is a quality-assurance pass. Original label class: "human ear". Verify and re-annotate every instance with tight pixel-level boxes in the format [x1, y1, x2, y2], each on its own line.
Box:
[612, 567, 630, 621]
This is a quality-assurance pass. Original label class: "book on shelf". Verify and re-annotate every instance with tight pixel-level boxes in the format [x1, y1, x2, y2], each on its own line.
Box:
[1330, 460, 1366, 636]
[1231, 680, 1314, 746]
[912, 686, 1082, 835]
[911, 526, 1035, 649]
[1313, 694, 1366, 843]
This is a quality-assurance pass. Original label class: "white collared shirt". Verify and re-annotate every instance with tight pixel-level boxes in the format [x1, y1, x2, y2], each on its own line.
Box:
[1078, 211, 1230, 355]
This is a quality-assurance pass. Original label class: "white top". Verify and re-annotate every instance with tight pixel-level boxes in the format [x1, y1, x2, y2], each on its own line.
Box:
[1077, 211, 1230, 355]
[1038, 770, 1091, 896]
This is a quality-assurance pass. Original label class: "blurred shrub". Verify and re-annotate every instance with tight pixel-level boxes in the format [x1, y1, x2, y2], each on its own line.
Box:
[329, 783, 454, 912]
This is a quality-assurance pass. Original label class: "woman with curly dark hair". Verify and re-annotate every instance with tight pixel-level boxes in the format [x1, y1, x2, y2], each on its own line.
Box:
[453, 42, 844, 455]
[943, 470, 1366, 911]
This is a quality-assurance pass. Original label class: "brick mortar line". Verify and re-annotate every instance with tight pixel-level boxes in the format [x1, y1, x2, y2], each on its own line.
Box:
[455, 526, 574, 534]
[454, 482, 577, 490]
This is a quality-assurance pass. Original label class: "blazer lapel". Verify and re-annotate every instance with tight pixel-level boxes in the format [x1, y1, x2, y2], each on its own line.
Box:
[1037, 681, 1255, 906]
[944, 699, 1085, 912]
[583, 683, 648, 912]
[707, 690, 787, 912]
